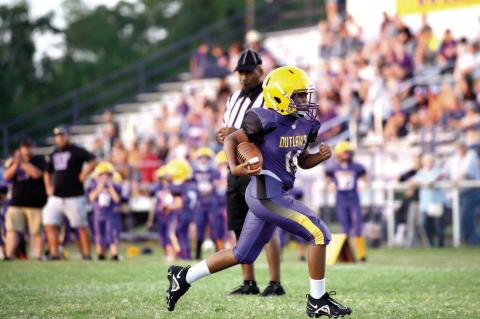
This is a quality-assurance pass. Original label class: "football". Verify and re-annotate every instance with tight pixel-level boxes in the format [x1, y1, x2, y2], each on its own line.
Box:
[235, 142, 263, 170]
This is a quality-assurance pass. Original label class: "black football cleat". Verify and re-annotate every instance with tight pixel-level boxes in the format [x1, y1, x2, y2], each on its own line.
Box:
[228, 280, 260, 295]
[166, 265, 191, 311]
[260, 281, 286, 297]
[306, 292, 352, 318]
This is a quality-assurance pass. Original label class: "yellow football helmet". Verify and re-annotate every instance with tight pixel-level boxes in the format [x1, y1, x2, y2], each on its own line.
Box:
[167, 159, 192, 183]
[263, 66, 318, 119]
[334, 141, 354, 155]
[155, 165, 169, 180]
[93, 161, 115, 176]
[195, 147, 214, 159]
[215, 151, 227, 165]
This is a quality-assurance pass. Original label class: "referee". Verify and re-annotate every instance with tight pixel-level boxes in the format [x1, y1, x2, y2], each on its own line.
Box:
[216, 49, 285, 296]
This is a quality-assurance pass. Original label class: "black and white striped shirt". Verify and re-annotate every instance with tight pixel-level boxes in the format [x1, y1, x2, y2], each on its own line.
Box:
[223, 84, 265, 129]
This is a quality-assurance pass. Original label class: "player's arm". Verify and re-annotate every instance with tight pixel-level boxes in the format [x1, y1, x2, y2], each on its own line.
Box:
[216, 127, 237, 144]
[146, 203, 156, 229]
[79, 159, 97, 183]
[21, 161, 42, 179]
[3, 153, 19, 181]
[88, 181, 105, 202]
[107, 182, 121, 204]
[170, 195, 183, 210]
[298, 143, 332, 169]
[224, 129, 261, 176]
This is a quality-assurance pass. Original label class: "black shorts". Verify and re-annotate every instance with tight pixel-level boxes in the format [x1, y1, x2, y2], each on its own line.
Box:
[226, 173, 250, 233]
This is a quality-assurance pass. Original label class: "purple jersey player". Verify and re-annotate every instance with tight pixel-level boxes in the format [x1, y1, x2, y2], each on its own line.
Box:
[149, 166, 178, 261]
[88, 162, 122, 261]
[192, 147, 224, 259]
[166, 66, 352, 318]
[167, 158, 197, 260]
[326, 141, 367, 261]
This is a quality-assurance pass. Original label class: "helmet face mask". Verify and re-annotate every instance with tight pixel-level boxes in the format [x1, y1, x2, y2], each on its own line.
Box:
[289, 88, 319, 121]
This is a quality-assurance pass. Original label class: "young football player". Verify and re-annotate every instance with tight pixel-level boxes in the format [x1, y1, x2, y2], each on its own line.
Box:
[192, 147, 223, 259]
[149, 165, 178, 261]
[166, 66, 352, 318]
[214, 151, 228, 245]
[325, 141, 367, 261]
[168, 159, 194, 260]
[88, 162, 122, 260]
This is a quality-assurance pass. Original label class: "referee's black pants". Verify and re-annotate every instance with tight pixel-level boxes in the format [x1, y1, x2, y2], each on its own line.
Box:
[226, 172, 251, 240]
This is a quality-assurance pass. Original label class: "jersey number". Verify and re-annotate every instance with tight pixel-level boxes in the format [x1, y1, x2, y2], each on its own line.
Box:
[285, 150, 302, 174]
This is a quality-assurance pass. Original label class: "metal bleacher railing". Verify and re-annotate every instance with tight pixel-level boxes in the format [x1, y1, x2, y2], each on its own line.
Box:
[1, 0, 326, 158]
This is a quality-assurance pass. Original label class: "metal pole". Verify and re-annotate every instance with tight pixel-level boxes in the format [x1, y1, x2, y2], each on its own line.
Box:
[452, 186, 460, 247]
[245, 0, 255, 32]
[72, 92, 80, 125]
[387, 185, 395, 247]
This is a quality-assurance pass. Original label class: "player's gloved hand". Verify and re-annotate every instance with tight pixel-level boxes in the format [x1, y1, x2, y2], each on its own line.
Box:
[230, 161, 261, 177]
[318, 143, 332, 162]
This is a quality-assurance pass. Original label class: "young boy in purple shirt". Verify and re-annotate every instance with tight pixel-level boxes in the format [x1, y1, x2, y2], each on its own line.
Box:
[325, 141, 367, 261]
[149, 165, 178, 261]
[88, 162, 122, 260]
[168, 159, 194, 260]
[192, 147, 223, 259]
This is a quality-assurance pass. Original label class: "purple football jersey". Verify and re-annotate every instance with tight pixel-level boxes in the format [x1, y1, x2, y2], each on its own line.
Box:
[242, 108, 320, 190]
[325, 161, 366, 194]
[192, 165, 220, 198]
[87, 180, 122, 214]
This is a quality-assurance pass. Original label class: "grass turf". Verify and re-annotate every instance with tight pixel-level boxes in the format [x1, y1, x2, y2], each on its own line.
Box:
[1, 247, 480, 318]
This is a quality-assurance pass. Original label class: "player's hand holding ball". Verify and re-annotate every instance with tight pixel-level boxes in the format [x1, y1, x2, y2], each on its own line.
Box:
[318, 143, 332, 162]
[231, 142, 263, 177]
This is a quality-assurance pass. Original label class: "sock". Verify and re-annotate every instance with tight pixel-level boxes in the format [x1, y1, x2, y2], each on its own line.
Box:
[186, 259, 211, 284]
[353, 236, 366, 260]
[310, 278, 325, 299]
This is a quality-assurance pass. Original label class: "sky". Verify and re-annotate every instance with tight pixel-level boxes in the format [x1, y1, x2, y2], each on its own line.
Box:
[0, 0, 137, 61]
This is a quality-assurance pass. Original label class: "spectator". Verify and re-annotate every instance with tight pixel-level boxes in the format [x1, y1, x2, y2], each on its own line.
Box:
[190, 43, 210, 79]
[43, 126, 96, 260]
[3, 139, 47, 259]
[111, 138, 129, 177]
[91, 136, 106, 159]
[156, 134, 170, 162]
[228, 42, 243, 72]
[138, 140, 159, 185]
[395, 155, 422, 247]
[127, 139, 140, 181]
[101, 111, 119, 158]
[457, 102, 480, 152]
[210, 45, 230, 77]
[412, 154, 446, 247]
[384, 97, 408, 140]
[438, 29, 457, 72]
[447, 143, 480, 246]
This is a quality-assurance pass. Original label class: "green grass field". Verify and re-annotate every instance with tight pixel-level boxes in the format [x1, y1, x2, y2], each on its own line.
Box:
[1, 246, 480, 319]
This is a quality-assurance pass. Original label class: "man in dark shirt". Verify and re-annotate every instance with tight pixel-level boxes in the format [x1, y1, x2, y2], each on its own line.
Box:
[4, 139, 47, 259]
[43, 126, 96, 260]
